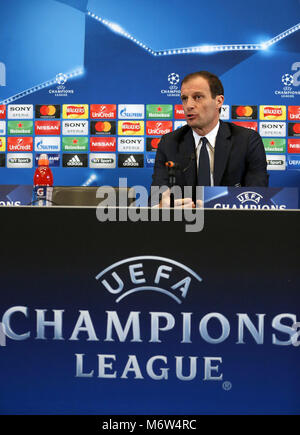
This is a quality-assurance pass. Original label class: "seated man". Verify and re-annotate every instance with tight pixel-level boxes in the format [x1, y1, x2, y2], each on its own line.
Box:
[150, 71, 268, 207]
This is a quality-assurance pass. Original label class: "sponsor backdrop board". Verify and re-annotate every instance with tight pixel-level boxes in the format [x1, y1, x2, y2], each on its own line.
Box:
[0, 0, 300, 192]
[0, 207, 300, 415]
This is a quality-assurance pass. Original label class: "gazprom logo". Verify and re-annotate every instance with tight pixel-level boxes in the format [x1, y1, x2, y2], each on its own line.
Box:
[95, 256, 202, 304]
[0, 62, 6, 86]
[236, 191, 263, 204]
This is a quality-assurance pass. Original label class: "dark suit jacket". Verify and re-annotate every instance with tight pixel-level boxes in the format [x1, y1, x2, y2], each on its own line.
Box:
[151, 121, 268, 193]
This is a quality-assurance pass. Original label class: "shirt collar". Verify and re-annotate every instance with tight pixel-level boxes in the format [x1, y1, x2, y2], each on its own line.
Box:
[192, 121, 220, 149]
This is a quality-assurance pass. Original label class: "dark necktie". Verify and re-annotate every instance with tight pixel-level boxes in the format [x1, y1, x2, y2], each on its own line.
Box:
[197, 137, 210, 186]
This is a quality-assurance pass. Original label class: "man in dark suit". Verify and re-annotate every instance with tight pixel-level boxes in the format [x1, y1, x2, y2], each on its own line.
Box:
[151, 71, 268, 207]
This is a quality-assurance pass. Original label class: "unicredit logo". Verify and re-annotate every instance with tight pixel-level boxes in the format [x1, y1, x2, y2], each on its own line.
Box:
[90, 104, 116, 119]
[146, 121, 172, 135]
[288, 106, 300, 120]
[7, 137, 33, 152]
[9, 144, 31, 151]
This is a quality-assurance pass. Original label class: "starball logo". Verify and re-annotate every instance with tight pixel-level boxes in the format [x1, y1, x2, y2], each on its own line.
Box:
[275, 62, 300, 99]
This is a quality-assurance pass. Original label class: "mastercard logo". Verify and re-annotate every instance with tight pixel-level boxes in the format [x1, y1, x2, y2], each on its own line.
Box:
[232, 106, 257, 119]
[91, 120, 116, 135]
[146, 137, 161, 151]
[36, 105, 60, 118]
[39, 105, 57, 116]
[95, 121, 112, 132]
[288, 123, 300, 136]
[236, 106, 253, 117]
[150, 138, 160, 149]
[293, 124, 300, 134]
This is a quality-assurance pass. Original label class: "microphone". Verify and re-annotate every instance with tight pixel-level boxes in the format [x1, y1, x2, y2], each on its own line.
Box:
[165, 161, 180, 169]
[165, 152, 196, 172]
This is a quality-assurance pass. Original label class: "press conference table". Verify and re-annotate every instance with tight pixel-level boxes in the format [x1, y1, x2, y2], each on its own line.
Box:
[0, 206, 299, 415]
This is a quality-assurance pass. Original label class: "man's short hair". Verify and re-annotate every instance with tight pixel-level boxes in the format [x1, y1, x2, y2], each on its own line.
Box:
[181, 71, 224, 98]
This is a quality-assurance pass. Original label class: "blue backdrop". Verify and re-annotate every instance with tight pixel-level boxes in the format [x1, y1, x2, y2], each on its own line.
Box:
[0, 0, 299, 190]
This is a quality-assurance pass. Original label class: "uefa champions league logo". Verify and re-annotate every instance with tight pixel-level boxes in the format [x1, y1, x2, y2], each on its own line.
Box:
[56, 73, 68, 85]
[281, 73, 294, 86]
[236, 191, 263, 205]
[49, 72, 74, 97]
[160, 72, 181, 97]
[96, 256, 202, 304]
[275, 62, 300, 98]
[168, 72, 180, 85]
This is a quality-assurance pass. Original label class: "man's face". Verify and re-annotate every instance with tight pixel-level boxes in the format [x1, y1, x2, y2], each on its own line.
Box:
[180, 76, 224, 134]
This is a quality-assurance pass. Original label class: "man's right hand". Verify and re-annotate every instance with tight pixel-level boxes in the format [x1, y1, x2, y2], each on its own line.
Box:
[159, 188, 196, 208]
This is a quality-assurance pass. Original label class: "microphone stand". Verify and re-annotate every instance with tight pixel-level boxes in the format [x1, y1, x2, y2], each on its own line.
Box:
[165, 153, 195, 208]
[165, 161, 177, 208]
